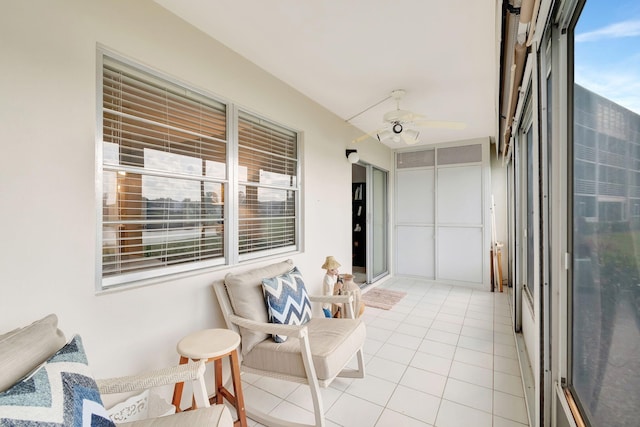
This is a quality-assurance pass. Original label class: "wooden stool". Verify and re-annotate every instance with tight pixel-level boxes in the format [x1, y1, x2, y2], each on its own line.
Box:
[172, 329, 247, 427]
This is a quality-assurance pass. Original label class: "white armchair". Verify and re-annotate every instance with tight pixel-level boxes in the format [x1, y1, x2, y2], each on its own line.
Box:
[213, 259, 366, 427]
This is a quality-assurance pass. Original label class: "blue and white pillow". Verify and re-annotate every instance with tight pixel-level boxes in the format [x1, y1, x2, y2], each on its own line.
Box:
[0, 335, 115, 427]
[262, 267, 313, 343]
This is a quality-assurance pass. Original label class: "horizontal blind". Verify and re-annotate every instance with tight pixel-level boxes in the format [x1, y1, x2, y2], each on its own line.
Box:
[237, 111, 298, 254]
[102, 56, 227, 283]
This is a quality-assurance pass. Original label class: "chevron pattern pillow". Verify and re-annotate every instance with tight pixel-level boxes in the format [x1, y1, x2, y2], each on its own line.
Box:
[262, 267, 313, 343]
[0, 335, 115, 427]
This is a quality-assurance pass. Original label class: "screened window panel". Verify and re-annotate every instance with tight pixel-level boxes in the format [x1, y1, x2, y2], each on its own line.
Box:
[396, 149, 435, 168]
[237, 112, 298, 255]
[437, 144, 482, 165]
[570, 2, 640, 424]
[102, 57, 227, 282]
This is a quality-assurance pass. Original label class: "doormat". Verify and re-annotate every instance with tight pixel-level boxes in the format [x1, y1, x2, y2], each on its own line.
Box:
[361, 288, 407, 310]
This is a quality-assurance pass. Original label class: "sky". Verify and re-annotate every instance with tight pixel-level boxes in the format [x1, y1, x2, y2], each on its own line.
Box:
[574, 0, 640, 115]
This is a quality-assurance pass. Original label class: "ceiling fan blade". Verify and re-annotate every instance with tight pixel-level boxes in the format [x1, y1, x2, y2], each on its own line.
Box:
[413, 119, 467, 129]
[383, 109, 425, 124]
[351, 127, 385, 144]
[401, 112, 426, 123]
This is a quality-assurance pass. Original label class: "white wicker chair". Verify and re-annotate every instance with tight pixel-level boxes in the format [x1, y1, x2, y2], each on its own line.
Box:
[213, 260, 366, 427]
[0, 315, 232, 427]
[97, 360, 233, 426]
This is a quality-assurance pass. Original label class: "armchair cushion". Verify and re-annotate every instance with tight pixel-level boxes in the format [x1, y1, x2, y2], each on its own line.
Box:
[261, 266, 312, 343]
[117, 406, 232, 426]
[242, 317, 366, 381]
[224, 259, 294, 354]
[0, 314, 66, 393]
[0, 335, 115, 427]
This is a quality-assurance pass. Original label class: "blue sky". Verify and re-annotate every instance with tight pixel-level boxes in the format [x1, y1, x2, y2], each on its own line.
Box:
[575, 0, 640, 114]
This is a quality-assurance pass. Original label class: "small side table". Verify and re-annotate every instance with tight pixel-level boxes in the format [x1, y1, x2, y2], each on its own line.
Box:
[171, 328, 247, 427]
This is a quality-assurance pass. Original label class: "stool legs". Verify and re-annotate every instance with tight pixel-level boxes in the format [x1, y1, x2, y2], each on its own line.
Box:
[171, 351, 247, 427]
[229, 350, 247, 427]
[213, 358, 224, 405]
[171, 356, 190, 412]
[210, 353, 246, 427]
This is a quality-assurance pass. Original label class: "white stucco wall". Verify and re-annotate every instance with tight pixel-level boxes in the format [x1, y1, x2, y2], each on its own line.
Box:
[0, 0, 391, 390]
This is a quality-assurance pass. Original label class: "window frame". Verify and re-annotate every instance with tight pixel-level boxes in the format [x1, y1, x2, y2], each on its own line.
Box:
[96, 48, 301, 291]
[235, 110, 300, 260]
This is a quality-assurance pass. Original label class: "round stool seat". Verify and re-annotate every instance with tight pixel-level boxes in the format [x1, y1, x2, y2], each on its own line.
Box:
[176, 328, 241, 360]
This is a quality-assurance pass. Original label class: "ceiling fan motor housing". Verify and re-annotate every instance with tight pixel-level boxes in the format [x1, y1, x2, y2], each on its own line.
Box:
[353, 89, 464, 145]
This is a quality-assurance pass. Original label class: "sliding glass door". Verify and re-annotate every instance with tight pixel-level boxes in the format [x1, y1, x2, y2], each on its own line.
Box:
[352, 163, 388, 285]
[369, 166, 388, 281]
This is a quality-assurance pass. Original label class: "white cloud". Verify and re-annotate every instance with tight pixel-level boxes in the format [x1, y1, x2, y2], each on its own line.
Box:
[576, 64, 640, 114]
[576, 20, 640, 42]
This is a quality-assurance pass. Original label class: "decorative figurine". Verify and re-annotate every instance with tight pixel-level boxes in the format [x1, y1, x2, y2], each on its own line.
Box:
[321, 256, 342, 317]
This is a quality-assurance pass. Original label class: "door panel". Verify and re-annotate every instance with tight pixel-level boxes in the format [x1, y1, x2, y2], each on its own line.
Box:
[396, 225, 435, 277]
[370, 167, 388, 280]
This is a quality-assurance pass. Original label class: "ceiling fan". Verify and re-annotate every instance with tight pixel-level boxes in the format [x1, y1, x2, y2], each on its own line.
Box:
[351, 89, 466, 145]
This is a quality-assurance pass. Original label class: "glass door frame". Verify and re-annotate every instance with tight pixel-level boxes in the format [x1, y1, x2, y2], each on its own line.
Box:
[366, 165, 389, 283]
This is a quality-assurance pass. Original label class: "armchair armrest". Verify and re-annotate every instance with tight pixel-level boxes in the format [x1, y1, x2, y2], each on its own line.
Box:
[228, 314, 308, 338]
[309, 294, 353, 304]
[96, 360, 206, 395]
[309, 293, 355, 319]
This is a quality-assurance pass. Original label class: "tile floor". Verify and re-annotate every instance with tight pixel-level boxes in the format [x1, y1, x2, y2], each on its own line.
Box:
[239, 277, 530, 427]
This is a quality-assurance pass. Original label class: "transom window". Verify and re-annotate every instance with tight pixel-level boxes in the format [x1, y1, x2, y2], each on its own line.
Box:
[99, 53, 299, 289]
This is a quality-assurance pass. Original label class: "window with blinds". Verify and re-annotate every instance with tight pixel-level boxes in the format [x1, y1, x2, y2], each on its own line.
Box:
[101, 56, 228, 286]
[99, 54, 299, 288]
[237, 111, 298, 255]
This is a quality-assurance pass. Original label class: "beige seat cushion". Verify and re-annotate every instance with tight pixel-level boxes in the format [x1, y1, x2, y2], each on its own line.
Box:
[0, 314, 66, 392]
[242, 317, 366, 381]
[119, 404, 232, 426]
[224, 259, 294, 355]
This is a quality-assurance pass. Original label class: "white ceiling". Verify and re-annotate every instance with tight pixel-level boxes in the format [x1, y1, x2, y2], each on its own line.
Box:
[156, 0, 501, 149]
